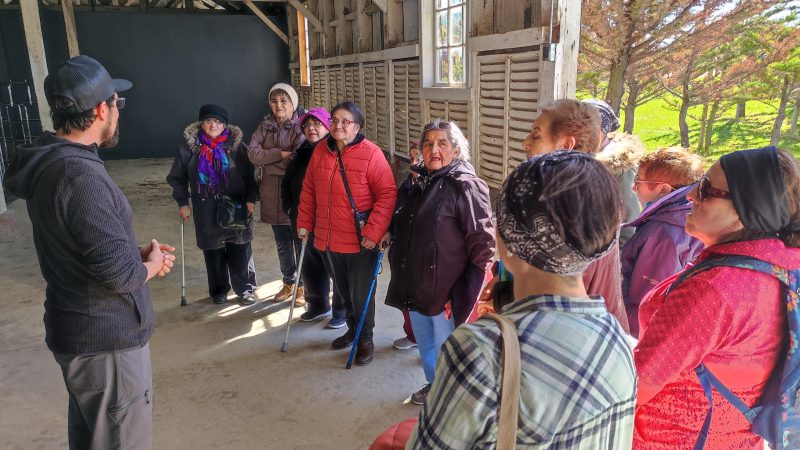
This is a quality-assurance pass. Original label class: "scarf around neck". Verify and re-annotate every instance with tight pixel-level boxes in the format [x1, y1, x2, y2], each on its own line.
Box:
[197, 128, 230, 197]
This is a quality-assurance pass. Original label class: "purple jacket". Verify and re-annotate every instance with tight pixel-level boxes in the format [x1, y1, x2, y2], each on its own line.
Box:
[621, 184, 704, 337]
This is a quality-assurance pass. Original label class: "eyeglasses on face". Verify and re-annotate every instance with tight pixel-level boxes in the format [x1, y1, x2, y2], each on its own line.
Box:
[697, 174, 732, 202]
[633, 177, 670, 186]
[330, 118, 354, 128]
[109, 97, 126, 110]
[302, 120, 325, 130]
[202, 118, 224, 126]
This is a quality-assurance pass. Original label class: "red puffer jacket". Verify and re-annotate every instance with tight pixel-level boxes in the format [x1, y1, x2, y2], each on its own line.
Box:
[297, 134, 397, 254]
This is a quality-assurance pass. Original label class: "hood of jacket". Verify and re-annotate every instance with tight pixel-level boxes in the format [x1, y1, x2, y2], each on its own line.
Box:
[625, 184, 694, 229]
[182, 122, 244, 152]
[3, 132, 101, 200]
[595, 132, 645, 177]
[703, 237, 800, 270]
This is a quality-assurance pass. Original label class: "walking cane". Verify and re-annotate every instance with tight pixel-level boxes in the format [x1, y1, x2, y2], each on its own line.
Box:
[345, 250, 384, 369]
[180, 219, 187, 306]
[281, 229, 308, 352]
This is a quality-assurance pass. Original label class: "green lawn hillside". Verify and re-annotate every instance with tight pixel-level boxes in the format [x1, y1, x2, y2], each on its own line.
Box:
[618, 94, 800, 163]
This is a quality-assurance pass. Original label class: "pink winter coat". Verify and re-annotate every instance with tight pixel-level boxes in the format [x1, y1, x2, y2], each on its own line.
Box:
[296, 134, 397, 254]
[634, 238, 800, 449]
[247, 114, 305, 224]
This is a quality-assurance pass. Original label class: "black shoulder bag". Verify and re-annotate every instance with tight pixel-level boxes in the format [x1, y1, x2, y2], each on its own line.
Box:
[215, 195, 252, 230]
[335, 150, 373, 253]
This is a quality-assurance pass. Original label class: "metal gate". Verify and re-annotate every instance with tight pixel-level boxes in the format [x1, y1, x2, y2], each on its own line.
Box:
[1, 80, 42, 180]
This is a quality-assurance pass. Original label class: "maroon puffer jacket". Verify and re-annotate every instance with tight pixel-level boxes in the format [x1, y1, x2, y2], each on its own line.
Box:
[296, 134, 397, 254]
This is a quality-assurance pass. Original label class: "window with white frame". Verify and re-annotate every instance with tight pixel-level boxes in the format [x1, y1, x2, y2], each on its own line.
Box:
[434, 0, 466, 86]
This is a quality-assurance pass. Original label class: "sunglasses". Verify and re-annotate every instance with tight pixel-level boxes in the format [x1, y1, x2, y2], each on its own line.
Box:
[423, 121, 452, 132]
[697, 175, 732, 202]
[633, 177, 670, 186]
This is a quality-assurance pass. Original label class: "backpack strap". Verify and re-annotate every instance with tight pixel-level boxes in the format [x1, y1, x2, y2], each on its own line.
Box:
[672, 254, 791, 450]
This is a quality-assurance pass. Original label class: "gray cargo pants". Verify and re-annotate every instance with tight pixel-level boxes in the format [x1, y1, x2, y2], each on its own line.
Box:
[53, 343, 153, 450]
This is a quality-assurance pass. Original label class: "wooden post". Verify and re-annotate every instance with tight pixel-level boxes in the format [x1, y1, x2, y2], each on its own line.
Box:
[60, 0, 80, 57]
[287, 5, 299, 63]
[321, 0, 335, 57]
[538, 0, 581, 102]
[287, 0, 323, 32]
[355, 0, 372, 52]
[385, 0, 403, 47]
[333, 0, 352, 55]
[19, 0, 53, 131]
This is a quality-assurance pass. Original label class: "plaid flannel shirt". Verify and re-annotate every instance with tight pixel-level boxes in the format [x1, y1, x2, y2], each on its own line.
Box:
[407, 294, 637, 450]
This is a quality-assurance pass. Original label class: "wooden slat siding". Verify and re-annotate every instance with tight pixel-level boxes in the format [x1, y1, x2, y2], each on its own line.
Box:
[475, 48, 540, 188]
[375, 63, 389, 150]
[392, 62, 409, 158]
[448, 101, 469, 139]
[428, 100, 446, 122]
[363, 65, 378, 144]
[407, 61, 422, 151]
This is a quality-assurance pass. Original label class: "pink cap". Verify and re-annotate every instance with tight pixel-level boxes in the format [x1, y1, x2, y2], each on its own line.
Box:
[298, 107, 331, 131]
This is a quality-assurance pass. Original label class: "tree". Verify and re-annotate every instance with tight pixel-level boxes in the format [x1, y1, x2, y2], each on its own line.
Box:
[581, 0, 783, 114]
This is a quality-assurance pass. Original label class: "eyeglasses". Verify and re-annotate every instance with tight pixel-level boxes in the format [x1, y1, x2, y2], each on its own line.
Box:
[423, 121, 452, 132]
[202, 118, 224, 126]
[330, 118, 354, 128]
[302, 120, 325, 130]
[109, 97, 126, 110]
[697, 175, 732, 202]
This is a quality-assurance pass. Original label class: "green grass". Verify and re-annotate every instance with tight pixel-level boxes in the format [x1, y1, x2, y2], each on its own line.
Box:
[622, 94, 800, 163]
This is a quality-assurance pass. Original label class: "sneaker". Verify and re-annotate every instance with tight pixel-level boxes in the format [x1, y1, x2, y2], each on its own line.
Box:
[326, 317, 347, 329]
[300, 309, 332, 322]
[239, 293, 256, 306]
[294, 286, 306, 306]
[270, 283, 294, 302]
[410, 384, 432, 405]
[212, 294, 228, 305]
[393, 337, 417, 350]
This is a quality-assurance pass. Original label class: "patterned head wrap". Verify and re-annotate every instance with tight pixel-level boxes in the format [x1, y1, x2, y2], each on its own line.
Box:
[497, 151, 618, 275]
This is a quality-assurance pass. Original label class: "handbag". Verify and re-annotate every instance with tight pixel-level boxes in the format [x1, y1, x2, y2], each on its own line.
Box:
[335, 150, 373, 253]
[215, 195, 251, 230]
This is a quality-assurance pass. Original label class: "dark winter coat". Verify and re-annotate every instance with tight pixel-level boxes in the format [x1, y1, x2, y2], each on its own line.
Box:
[281, 139, 316, 232]
[621, 184, 704, 337]
[384, 160, 496, 325]
[167, 122, 259, 251]
[2, 132, 154, 354]
[596, 133, 646, 246]
[247, 113, 305, 225]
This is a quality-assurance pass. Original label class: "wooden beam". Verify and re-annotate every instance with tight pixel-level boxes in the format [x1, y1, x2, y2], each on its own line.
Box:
[19, 0, 53, 131]
[468, 27, 544, 53]
[385, 0, 402, 47]
[356, 0, 371, 52]
[286, 0, 322, 32]
[309, 43, 418, 67]
[60, 0, 79, 57]
[287, 4, 299, 61]
[320, 0, 334, 57]
[243, 0, 288, 44]
[333, 0, 352, 55]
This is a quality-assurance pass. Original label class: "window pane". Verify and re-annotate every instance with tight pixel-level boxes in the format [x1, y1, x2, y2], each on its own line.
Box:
[450, 0, 464, 5]
[438, 49, 450, 84]
[450, 6, 464, 46]
[437, 11, 448, 47]
[437, 0, 447, 9]
[451, 46, 464, 84]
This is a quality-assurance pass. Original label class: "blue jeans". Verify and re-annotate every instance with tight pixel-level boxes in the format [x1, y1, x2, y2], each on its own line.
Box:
[408, 310, 455, 384]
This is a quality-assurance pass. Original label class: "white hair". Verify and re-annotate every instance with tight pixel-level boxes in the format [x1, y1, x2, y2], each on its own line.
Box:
[420, 118, 470, 162]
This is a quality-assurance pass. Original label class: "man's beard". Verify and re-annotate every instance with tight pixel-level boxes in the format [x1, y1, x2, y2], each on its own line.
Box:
[100, 121, 119, 148]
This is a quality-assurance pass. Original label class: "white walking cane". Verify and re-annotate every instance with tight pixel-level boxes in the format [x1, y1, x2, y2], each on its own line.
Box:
[281, 228, 308, 352]
[180, 219, 187, 306]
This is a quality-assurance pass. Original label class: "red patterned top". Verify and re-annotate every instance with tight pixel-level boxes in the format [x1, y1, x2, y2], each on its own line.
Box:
[633, 238, 800, 449]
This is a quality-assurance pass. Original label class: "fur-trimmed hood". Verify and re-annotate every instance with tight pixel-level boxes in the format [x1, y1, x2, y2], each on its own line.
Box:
[182, 121, 244, 152]
[595, 132, 645, 176]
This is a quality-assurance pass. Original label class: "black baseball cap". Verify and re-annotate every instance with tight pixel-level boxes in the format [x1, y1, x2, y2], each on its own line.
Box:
[44, 55, 132, 112]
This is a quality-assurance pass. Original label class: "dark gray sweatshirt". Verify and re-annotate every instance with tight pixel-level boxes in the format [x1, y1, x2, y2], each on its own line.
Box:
[3, 132, 154, 354]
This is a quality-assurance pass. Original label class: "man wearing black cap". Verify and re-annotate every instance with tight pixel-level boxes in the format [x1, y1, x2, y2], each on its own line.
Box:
[2, 55, 174, 449]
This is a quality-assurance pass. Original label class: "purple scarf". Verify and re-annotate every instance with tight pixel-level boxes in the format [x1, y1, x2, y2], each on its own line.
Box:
[197, 128, 230, 197]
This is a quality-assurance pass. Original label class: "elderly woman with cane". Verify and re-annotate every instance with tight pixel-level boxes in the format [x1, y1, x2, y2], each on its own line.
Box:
[281, 107, 346, 326]
[167, 104, 259, 305]
[296, 101, 397, 366]
[406, 151, 636, 448]
[383, 119, 495, 405]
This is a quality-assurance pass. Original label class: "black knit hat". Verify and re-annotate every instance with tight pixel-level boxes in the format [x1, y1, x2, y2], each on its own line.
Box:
[198, 104, 228, 124]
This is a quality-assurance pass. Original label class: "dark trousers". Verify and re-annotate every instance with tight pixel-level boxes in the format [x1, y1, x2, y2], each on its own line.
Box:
[53, 344, 152, 450]
[273, 224, 301, 285]
[402, 309, 416, 343]
[325, 250, 380, 341]
[304, 241, 345, 319]
[202, 242, 256, 298]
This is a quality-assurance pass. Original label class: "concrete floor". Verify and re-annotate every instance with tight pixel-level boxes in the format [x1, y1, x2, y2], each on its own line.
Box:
[0, 158, 424, 449]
